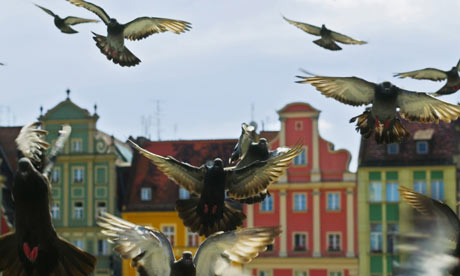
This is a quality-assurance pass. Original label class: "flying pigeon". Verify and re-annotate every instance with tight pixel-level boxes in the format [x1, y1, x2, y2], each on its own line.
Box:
[283, 16, 366, 51]
[66, 0, 191, 67]
[394, 59, 460, 96]
[0, 122, 96, 275]
[35, 4, 99, 34]
[397, 186, 460, 276]
[98, 212, 280, 276]
[128, 139, 302, 237]
[229, 123, 257, 165]
[297, 75, 460, 144]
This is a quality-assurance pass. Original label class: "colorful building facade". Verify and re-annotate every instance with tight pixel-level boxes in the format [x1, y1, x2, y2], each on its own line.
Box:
[243, 102, 358, 276]
[357, 120, 460, 276]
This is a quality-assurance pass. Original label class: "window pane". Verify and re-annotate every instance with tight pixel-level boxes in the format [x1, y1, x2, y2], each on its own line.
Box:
[141, 188, 152, 201]
[261, 196, 273, 212]
[179, 188, 190, 199]
[294, 233, 307, 251]
[294, 194, 306, 211]
[327, 193, 340, 210]
[431, 180, 444, 200]
[369, 182, 382, 202]
[414, 181, 427, 195]
[370, 224, 382, 252]
[387, 224, 399, 254]
[386, 183, 399, 202]
[294, 149, 307, 165]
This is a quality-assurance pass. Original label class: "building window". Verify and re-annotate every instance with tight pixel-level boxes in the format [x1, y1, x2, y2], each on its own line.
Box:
[386, 182, 399, 202]
[73, 202, 84, 219]
[293, 233, 307, 251]
[186, 229, 199, 247]
[51, 202, 60, 219]
[370, 224, 382, 252]
[51, 168, 60, 184]
[295, 121, 303, 130]
[162, 226, 175, 246]
[329, 272, 342, 276]
[327, 233, 341, 252]
[260, 196, 273, 212]
[387, 224, 399, 254]
[387, 143, 399, 155]
[266, 244, 273, 252]
[73, 240, 84, 250]
[96, 202, 107, 216]
[258, 271, 272, 276]
[294, 148, 307, 166]
[179, 187, 190, 199]
[97, 239, 109, 256]
[295, 272, 308, 276]
[414, 180, 427, 195]
[416, 141, 428, 154]
[72, 167, 84, 183]
[71, 139, 83, 153]
[431, 180, 444, 200]
[327, 192, 340, 210]
[369, 182, 382, 202]
[140, 187, 152, 201]
[293, 193, 306, 211]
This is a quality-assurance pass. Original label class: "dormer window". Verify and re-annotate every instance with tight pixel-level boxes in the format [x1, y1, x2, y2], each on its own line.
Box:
[387, 143, 399, 155]
[416, 141, 428, 154]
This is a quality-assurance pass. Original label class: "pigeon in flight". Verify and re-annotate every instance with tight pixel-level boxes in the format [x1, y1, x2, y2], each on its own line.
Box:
[0, 123, 96, 275]
[397, 186, 460, 276]
[297, 75, 460, 144]
[66, 0, 191, 67]
[229, 123, 257, 165]
[129, 139, 302, 237]
[98, 212, 280, 276]
[394, 59, 460, 96]
[35, 4, 99, 34]
[283, 16, 366, 51]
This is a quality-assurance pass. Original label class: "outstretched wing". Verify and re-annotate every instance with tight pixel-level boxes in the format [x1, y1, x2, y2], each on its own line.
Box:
[66, 0, 110, 24]
[394, 68, 447, 81]
[15, 122, 49, 165]
[123, 17, 191, 41]
[63, 16, 99, 25]
[98, 212, 174, 276]
[42, 125, 71, 179]
[128, 140, 205, 195]
[35, 4, 56, 17]
[298, 76, 376, 106]
[282, 16, 321, 36]
[397, 90, 460, 123]
[225, 143, 303, 200]
[194, 226, 281, 276]
[330, 30, 366, 45]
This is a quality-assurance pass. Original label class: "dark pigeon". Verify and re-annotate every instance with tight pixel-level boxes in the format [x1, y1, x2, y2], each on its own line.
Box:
[394, 59, 460, 96]
[0, 123, 96, 275]
[35, 4, 99, 34]
[128, 139, 302, 237]
[396, 186, 460, 276]
[66, 0, 191, 67]
[297, 75, 460, 144]
[283, 16, 366, 51]
[98, 212, 280, 276]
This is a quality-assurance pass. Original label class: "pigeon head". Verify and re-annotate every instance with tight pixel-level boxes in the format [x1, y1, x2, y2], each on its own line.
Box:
[181, 251, 193, 265]
[108, 18, 119, 26]
[377, 81, 398, 96]
[15, 157, 48, 192]
[213, 158, 223, 168]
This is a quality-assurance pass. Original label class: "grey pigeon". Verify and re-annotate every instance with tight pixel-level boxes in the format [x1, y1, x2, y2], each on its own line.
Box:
[66, 0, 191, 67]
[128, 139, 302, 237]
[297, 75, 460, 144]
[283, 16, 366, 51]
[394, 59, 460, 96]
[35, 4, 98, 34]
[98, 212, 280, 276]
[229, 123, 257, 164]
[397, 186, 460, 276]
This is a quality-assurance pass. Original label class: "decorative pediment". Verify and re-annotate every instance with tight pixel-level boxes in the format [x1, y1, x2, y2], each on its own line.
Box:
[41, 98, 95, 121]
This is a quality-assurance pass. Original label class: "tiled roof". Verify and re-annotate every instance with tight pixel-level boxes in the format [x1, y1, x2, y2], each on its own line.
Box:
[123, 137, 237, 211]
[358, 118, 460, 167]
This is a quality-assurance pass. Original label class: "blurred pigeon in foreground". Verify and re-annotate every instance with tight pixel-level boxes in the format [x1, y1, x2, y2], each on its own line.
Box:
[395, 186, 460, 276]
[66, 0, 191, 67]
[98, 212, 280, 276]
[35, 4, 99, 34]
[394, 59, 460, 96]
[0, 123, 96, 275]
[129, 139, 302, 237]
[297, 75, 460, 144]
[283, 16, 366, 51]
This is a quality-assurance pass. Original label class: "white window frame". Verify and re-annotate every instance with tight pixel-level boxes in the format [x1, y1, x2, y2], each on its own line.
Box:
[260, 196, 273, 212]
[386, 182, 399, 202]
[293, 193, 307, 211]
[327, 192, 340, 211]
[73, 201, 84, 219]
[327, 232, 341, 252]
[141, 187, 152, 201]
[369, 182, 382, 202]
[72, 167, 84, 183]
[97, 239, 110, 256]
[293, 232, 308, 251]
[293, 147, 307, 166]
[71, 138, 83, 153]
[162, 225, 175, 246]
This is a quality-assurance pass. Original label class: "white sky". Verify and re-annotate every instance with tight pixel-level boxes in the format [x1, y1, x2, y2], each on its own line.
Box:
[2, 0, 460, 172]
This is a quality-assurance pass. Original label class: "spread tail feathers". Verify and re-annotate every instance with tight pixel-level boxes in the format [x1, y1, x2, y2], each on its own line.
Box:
[313, 38, 341, 51]
[0, 233, 96, 276]
[176, 198, 246, 237]
[92, 32, 141, 67]
[350, 111, 410, 144]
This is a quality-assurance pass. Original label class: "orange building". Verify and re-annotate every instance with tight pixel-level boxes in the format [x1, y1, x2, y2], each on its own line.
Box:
[243, 102, 358, 276]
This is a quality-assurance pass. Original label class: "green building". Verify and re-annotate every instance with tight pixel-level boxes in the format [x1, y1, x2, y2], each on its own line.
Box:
[357, 122, 459, 276]
[39, 91, 131, 275]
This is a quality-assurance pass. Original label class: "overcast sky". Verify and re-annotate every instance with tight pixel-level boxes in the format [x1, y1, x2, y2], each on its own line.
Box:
[2, 0, 460, 171]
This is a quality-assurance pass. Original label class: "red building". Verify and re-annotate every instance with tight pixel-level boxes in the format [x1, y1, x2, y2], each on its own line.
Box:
[243, 102, 358, 276]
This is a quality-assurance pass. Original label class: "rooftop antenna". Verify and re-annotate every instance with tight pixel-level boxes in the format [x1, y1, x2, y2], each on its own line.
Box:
[141, 115, 152, 140]
[66, 88, 70, 99]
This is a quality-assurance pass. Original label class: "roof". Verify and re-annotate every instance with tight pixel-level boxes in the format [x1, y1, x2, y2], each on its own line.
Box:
[277, 102, 320, 116]
[124, 137, 237, 211]
[358, 118, 460, 167]
[259, 130, 279, 143]
[0, 126, 21, 172]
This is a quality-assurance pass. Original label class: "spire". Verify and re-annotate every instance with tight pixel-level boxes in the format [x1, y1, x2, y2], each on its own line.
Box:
[40, 106, 43, 116]
[94, 103, 98, 115]
[66, 89, 70, 99]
